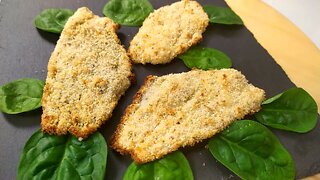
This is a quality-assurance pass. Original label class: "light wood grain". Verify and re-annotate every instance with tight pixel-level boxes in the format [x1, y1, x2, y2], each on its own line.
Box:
[302, 173, 320, 180]
[225, 0, 320, 113]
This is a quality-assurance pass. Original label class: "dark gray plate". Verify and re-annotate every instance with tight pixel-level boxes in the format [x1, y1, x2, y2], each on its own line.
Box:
[0, 0, 319, 179]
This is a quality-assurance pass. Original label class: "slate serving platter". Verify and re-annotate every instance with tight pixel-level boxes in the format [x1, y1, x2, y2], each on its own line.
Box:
[0, 0, 319, 179]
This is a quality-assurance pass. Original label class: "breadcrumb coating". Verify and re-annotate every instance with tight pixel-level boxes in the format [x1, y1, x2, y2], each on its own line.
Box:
[41, 7, 133, 138]
[128, 0, 209, 64]
[111, 69, 265, 163]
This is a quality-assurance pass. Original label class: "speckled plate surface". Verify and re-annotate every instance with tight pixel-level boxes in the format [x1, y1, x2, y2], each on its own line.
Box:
[0, 0, 319, 179]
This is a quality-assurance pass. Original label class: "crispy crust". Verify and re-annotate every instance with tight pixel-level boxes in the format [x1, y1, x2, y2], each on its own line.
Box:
[128, 0, 209, 64]
[110, 69, 265, 164]
[110, 75, 156, 162]
[41, 7, 133, 139]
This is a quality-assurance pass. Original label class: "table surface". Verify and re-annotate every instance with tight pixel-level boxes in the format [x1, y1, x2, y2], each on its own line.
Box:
[0, 0, 319, 179]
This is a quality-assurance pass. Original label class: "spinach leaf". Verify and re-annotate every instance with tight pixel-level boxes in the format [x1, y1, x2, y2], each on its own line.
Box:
[123, 151, 193, 180]
[178, 47, 232, 70]
[103, 0, 153, 26]
[209, 120, 295, 180]
[203, 5, 243, 25]
[255, 88, 318, 133]
[34, 8, 74, 33]
[17, 130, 107, 180]
[0, 78, 45, 114]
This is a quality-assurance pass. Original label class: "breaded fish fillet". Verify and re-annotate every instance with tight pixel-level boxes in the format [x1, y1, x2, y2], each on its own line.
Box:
[41, 7, 133, 139]
[128, 0, 209, 64]
[111, 69, 265, 163]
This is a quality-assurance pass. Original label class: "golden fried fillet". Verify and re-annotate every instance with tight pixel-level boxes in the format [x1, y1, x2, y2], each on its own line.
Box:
[41, 7, 133, 139]
[111, 69, 265, 163]
[128, 0, 209, 64]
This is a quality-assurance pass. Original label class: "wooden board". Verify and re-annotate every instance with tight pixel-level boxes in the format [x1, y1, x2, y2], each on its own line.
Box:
[0, 0, 319, 179]
[225, 0, 320, 113]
